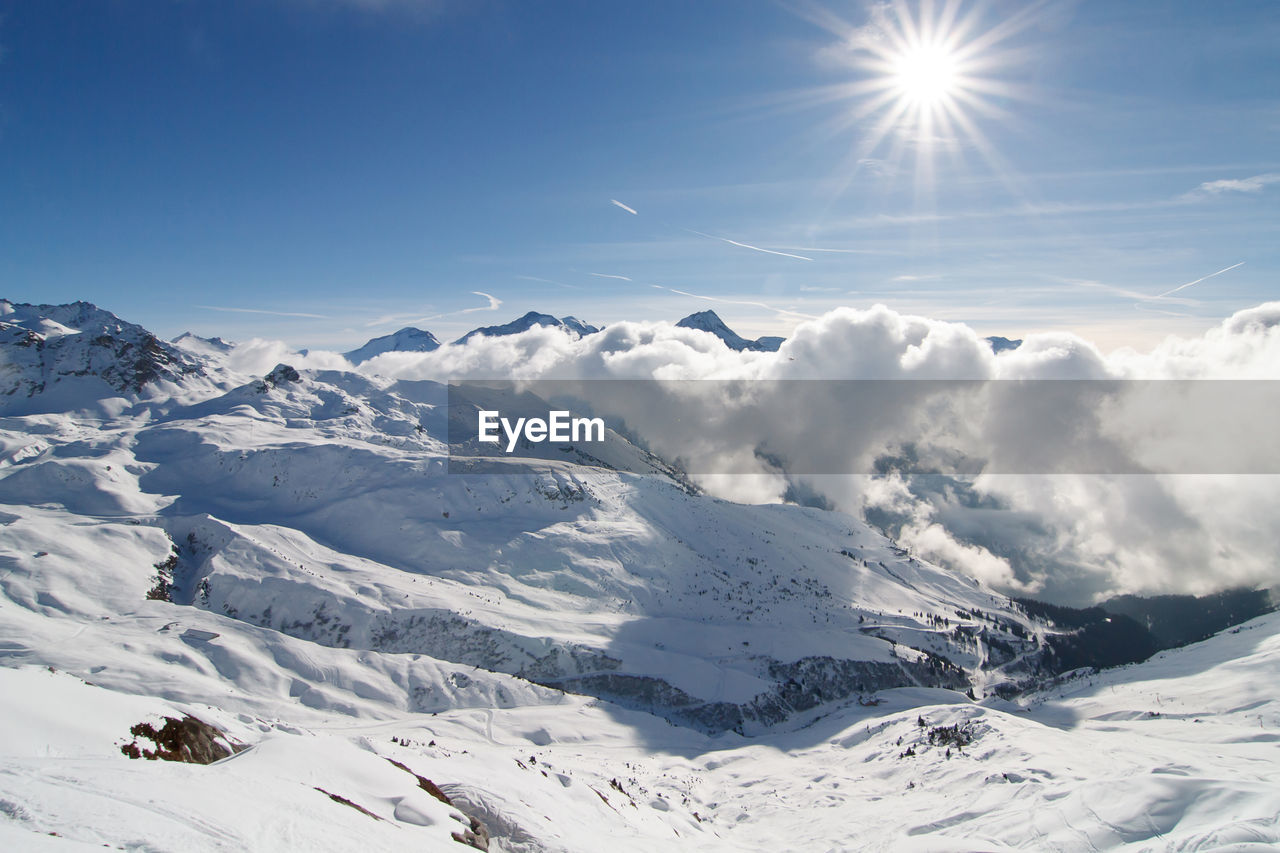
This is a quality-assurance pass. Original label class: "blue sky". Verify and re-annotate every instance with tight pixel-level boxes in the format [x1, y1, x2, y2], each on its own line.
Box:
[2, 0, 1278, 349]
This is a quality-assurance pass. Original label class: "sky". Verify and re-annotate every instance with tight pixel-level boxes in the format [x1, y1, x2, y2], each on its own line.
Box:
[1, 0, 1278, 350]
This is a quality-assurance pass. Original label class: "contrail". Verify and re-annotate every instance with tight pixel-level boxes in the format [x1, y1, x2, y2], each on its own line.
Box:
[653, 284, 819, 321]
[770, 246, 892, 255]
[198, 305, 328, 319]
[516, 274, 578, 289]
[361, 293, 503, 329]
[589, 272, 633, 282]
[411, 292, 503, 324]
[466, 291, 502, 312]
[684, 229, 813, 262]
[1155, 262, 1244, 299]
[609, 197, 819, 261]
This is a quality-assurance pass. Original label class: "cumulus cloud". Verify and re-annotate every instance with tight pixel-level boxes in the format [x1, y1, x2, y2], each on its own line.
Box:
[309, 300, 1280, 603]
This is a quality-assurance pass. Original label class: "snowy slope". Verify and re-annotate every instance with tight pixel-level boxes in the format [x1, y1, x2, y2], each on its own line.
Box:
[2, 302, 1277, 851]
[3, 361, 1035, 733]
[2, 605, 1276, 850]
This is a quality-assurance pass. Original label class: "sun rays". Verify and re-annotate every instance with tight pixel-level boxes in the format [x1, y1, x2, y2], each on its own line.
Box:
[796, 0, 1043, 206]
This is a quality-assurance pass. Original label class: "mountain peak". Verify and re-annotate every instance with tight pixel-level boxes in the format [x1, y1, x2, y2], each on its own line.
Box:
[454, 312, 598, 345]
[679, 309, 724, 325]
[173, 332, 234, 354]
[344, 327, 441, 364]
[986, 335, 1023, 353]
[0, 299, 202, 410]
[676, 310, 782, 352]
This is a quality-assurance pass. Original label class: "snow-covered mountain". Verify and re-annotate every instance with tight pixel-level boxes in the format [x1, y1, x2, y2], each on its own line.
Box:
[2, 300, 1277, 850]
[558, 316, 597, 338]
[173, 331, 234, 354]
[0, 299, 206, 414]
[344, 327, 442, 364]
[4, 357, 1028, 733]
[454, 311, 599, 345]
[676, 310, 783, 352]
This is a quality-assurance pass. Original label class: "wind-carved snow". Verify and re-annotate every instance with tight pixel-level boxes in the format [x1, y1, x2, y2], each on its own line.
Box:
[1, 300, 1277, 850]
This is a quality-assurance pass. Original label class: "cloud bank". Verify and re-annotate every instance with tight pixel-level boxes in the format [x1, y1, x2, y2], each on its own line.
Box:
[233, 301, 1280, 605]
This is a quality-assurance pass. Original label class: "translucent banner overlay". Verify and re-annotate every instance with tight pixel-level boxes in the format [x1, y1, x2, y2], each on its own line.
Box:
[447, 380, 1280, 475]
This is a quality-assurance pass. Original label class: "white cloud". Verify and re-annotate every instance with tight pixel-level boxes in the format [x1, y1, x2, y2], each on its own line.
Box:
[225, 338, 350, 376]
[333, 300, 1280, 602]
[1185, 172, 1280, 198]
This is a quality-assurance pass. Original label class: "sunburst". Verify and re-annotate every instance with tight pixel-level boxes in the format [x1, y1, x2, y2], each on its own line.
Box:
[802, 0, 1039, 201]
[890, 42, 960, 108]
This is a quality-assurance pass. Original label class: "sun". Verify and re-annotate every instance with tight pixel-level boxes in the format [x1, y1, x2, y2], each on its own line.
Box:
[802, 0, 1037, 195]
[890, 42, 960, 108]
[849, 8, 994, 145]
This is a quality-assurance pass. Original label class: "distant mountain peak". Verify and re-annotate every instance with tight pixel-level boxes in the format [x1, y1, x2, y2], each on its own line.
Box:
[559, 315, 599, 337]
[986, 335, 1023, 353]
[676, 310, 782, 352]
[344, 327, 441, 364]
[678, 309, 725, 325]
[173, 332, 234, 353]
[454, 312, 598, 345]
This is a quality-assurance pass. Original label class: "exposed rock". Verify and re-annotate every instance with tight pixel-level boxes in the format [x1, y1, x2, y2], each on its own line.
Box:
[119, 715, 242, 764]
[255, 363, 301, 392]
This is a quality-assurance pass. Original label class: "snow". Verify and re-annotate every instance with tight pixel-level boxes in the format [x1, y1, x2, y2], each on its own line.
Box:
[675, 310, 782, 352]
[4, 613, 1277, 850]
[453, 312, 599, 346]
[1, 301, 1277, 850]
[344, 328, 442, 365]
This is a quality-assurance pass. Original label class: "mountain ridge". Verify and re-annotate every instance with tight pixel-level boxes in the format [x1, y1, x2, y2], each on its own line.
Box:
[453, 310, 600, 345]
